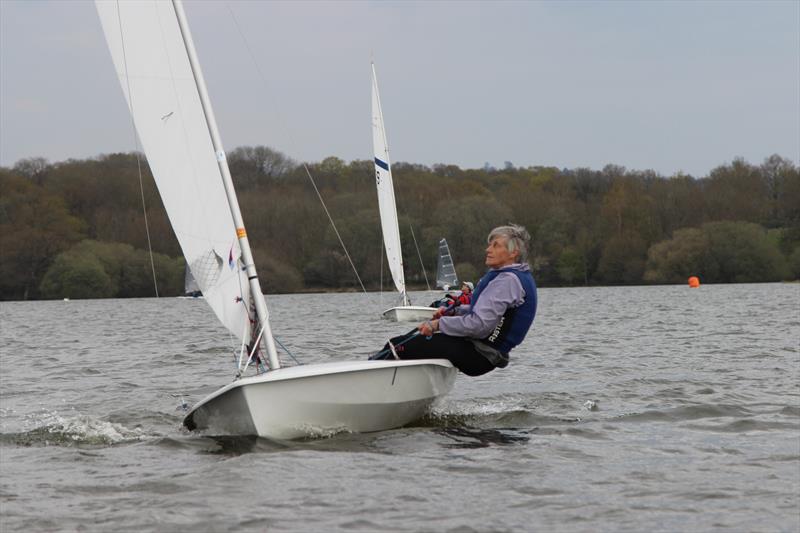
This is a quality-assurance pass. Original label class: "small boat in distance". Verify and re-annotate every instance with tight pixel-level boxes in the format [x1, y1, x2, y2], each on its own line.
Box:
[183, 265, 202, 298]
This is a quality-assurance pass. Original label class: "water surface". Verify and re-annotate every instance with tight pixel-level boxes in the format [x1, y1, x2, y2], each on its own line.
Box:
[1, 284, 798, 531]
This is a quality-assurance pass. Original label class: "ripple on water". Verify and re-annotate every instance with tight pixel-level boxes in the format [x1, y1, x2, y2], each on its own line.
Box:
[615, 403, 754, 423]
[685, 419, 800, 433]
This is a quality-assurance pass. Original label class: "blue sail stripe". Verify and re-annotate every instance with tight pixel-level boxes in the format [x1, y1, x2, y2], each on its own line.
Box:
[374, 157, 389, 171]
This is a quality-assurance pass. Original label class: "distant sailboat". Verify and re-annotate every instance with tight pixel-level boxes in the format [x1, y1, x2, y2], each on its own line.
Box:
[436, 238, 459, 291]
[183, 265, 202, 298]
[372, 63, 437, 322]
[96, 0, 456, 439]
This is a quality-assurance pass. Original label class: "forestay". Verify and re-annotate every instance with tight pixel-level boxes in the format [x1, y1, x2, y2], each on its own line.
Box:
[436, 238, 459, 289]
[371, 63, 407, 304]
[95, 1, 252, 343]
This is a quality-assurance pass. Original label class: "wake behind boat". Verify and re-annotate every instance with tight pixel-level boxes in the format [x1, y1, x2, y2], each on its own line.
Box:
[95, 0, 455, 439]
[372, 63, 436, 323]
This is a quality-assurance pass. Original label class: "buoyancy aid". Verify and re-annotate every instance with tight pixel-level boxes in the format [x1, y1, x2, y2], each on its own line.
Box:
[470, 266, 537, 355]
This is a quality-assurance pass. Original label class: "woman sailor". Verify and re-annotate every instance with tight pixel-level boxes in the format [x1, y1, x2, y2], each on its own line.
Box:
[372, 224, 537, 376]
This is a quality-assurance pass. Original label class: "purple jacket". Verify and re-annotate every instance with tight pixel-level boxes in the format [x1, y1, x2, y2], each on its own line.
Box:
[439, 263, 530, 338]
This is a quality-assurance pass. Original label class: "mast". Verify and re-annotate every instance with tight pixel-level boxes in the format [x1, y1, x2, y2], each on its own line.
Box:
[172, 0, 280, 370]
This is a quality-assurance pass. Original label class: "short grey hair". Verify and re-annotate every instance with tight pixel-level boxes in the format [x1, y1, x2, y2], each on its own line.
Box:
[488, 224, 531, 264]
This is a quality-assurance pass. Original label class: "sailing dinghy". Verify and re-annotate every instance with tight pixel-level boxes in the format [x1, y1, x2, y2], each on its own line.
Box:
[372, 63, 437, 322]
[95, 0, 456, 440]
[436, 238, 459, 291]
[183, 265, 202, 298]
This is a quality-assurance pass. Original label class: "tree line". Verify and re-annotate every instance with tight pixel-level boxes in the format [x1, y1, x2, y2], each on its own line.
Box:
[1, 148, 798, 301]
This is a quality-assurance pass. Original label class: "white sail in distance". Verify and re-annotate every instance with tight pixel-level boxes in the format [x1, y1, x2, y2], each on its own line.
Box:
[184, 265, 200, 295]
[95, 1, 252, 343]
[371, 63, 407, 303]
[436, 238, 459, 290]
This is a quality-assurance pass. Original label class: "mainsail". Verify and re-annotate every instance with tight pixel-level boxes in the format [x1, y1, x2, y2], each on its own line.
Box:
[371, 63, 407, 305]
[436, 238, 459, 290]
[95, 1, 252, 343]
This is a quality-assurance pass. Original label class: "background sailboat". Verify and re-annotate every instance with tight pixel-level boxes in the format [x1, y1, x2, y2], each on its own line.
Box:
[95, 0, 455, 439]
[372, 63, 438, 322]
[183, 265, 202, 298]
[436, 238, 459, 291]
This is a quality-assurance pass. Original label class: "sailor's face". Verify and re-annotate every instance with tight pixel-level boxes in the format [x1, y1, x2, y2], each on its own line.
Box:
[485, 237, 517, 269]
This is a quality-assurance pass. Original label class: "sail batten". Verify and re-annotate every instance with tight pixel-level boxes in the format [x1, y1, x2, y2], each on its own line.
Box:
[95, 0, 252, 343]
[371, 63, 406, 301]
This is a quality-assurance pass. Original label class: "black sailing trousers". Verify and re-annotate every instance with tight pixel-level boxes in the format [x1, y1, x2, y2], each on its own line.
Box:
[373, 331, 495, 377]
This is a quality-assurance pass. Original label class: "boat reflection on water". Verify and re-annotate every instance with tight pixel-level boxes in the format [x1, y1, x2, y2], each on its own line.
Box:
[435, 426, 531, 449]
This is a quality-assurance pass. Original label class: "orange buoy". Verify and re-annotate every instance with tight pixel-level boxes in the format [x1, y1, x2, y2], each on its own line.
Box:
[688, 276, 700, 288]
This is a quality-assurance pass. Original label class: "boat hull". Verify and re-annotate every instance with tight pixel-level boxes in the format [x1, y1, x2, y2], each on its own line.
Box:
[183, 359, 456, 439]
[382, 305, 437, 322]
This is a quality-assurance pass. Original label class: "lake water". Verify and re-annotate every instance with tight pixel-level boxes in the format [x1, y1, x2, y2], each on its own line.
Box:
[1, 284, 798, 532]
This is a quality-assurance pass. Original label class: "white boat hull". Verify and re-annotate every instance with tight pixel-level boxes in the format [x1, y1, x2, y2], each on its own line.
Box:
[183, 359, 456, 439]
[382, 305, 437, 322]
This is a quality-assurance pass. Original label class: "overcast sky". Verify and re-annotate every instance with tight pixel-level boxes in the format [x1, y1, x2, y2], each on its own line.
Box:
[1, 0, 798, 177]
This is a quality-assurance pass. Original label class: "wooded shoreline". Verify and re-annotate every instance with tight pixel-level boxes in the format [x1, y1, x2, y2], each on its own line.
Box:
[2, 148, 797, 301]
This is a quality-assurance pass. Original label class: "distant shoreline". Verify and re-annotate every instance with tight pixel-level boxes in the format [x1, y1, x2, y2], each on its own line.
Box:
[4, 280, 797, 303]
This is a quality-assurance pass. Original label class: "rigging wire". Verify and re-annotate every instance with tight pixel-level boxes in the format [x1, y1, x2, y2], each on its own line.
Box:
[114, 0, 159, 298]
[409, 224, 430, 291]
[224, 3, 368, 296]
[300, 163, 368, 294]
[273, 336, 302, 366]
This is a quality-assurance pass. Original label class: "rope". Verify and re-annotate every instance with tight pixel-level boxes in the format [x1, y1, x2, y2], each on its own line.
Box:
[224, 4, 368, 296]
[274, 336, 302, 366]
[409, 224, 430, 290]
[370, 329, 427, 360]
[371, 299, 460, 359]
[136, 158, 159, 297]
[240, 323, 265, 375]
[114, 0, 159, 298]
[301, 163, 368, 295]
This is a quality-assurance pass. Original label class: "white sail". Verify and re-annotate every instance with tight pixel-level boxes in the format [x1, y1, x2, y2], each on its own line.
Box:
[436, 238, 459, 290]
[371, 63, 407, 302]
[95, 1, 252, 343]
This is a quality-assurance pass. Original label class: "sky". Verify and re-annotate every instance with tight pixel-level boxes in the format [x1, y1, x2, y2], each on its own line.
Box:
[1, 0, 798, 177]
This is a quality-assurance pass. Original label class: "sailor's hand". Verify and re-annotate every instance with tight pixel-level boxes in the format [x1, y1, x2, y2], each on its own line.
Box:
[432, 307, 447, 319]
[418, 319, 439, 337]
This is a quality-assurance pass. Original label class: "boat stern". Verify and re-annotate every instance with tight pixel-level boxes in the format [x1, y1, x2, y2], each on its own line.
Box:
[382, 306, 437, 322]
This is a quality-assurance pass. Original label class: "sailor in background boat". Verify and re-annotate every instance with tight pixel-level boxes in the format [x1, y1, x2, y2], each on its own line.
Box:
[429, 281, 473, 308]
[372, 224, 537, 376]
